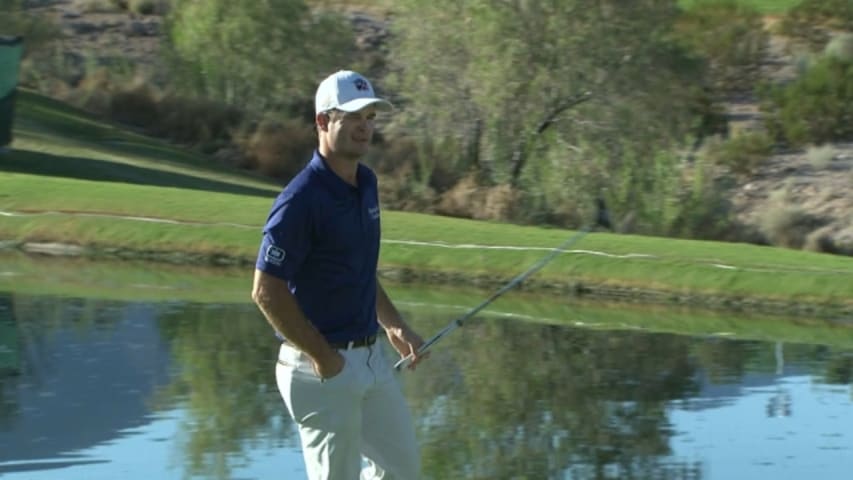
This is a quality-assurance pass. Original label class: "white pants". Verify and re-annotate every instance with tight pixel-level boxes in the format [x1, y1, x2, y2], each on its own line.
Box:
[276, 342, 420, 480]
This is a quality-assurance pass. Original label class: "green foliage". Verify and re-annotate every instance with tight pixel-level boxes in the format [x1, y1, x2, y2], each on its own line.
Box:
[761, 56, 853, 146]
[512, 137, 737, 240]
[74, 0, 125, 13]
[778, 0, 853, 47]
[825, 33, 853, 63]
[785, 0, 853, 29]
[164, 0, 354, 114]
[674, 0, 768, 91]
[0, 0, 61, 54]
[678, 0, 801, 14]
[703, 131, 773, 176]
[127, 0, 168, 15]
[389, 0, 710, 232]
[666, 156, 737, 240]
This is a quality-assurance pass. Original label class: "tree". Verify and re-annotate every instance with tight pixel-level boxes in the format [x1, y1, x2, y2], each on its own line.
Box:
[388, 0, 708, 228]
[165, 0, 355, 114]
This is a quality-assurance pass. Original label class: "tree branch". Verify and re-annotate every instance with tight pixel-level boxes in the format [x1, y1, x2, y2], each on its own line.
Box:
[510, 91, 593, 184]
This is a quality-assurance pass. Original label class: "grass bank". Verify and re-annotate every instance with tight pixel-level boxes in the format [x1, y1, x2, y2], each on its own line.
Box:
[1, 91, 852, 315]
[678, 0, 802, 14]
[2, 251, 851, 350]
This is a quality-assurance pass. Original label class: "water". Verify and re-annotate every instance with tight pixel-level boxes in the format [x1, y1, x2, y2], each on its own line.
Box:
[0, 272, 851, 479]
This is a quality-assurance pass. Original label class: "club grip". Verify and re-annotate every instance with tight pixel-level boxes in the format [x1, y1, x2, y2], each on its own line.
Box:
[394, 354, 413, 371]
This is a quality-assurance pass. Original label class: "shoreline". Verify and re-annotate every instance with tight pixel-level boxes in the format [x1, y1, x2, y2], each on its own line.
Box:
[3, 240, 851, 321]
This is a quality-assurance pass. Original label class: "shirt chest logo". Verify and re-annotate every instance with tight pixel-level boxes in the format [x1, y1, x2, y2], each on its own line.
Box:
[368, 205, 380, 220]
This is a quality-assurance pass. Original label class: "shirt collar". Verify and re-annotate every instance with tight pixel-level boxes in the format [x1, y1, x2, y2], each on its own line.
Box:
[310, 150, 370, 195]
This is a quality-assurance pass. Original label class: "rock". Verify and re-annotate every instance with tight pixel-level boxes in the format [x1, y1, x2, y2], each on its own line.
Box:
[68, 21, 100, 35]
[22, 242, 86, 256]
[126, 20, 160, 37]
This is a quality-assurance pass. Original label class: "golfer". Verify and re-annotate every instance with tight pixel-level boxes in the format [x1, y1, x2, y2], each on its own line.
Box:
[252, 70, 426, 480]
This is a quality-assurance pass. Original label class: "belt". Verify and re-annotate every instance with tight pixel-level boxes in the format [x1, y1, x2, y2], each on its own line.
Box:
[329, 334, 377, 350]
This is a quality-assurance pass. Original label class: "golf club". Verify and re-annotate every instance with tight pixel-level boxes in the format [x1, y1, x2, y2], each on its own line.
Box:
[395, 198, 612, 370]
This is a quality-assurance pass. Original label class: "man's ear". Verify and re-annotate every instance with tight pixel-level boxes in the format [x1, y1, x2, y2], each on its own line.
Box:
[316, 112, 330, 132]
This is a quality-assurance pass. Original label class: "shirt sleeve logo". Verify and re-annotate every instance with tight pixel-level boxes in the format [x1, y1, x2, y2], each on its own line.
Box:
[265, 245, 286, 266]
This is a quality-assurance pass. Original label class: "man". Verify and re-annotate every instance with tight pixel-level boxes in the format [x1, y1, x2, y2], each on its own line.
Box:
[251, 70, 426, 480]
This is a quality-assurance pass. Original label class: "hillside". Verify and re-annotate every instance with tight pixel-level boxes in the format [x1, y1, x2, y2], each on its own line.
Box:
[9, 0, 853, 255]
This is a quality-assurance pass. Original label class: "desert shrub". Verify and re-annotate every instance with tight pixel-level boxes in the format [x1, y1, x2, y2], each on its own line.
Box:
[0, 1, 61, 50]
[674, 1, 768, 91]
[825, 33, 853, 63]
[761, 56, 853, 146]
[704, 132, 773, 176]
[433, 173, 519, 222]
[72, 67, 118, 114]
[73, 0, 168, 14]
[154, 93, 243, 148]
[805, 144, 837, 170]
[128, 0, 169, 15]
[666, 157, 737, 241]
[804, 226, 843, 254]
[375, 160, 437, 213]
[238, 118, 314, 179]
[108, 82, 161, 127]
[73, 0, 125, 13]
[366, 136, 418, 176]
[1, 0, 62, 92]
[759, 188, 824, 249]
[778, 0, 853, 47]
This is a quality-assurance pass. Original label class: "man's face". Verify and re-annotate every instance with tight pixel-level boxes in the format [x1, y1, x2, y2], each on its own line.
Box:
[321, 106, 377, 159]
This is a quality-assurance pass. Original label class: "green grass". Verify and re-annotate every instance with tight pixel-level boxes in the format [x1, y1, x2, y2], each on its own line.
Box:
[678, 0, 802, 14]
[2, 90, 853, 309]
[5, 90, 281, 197]
[2, 251, 851, 349]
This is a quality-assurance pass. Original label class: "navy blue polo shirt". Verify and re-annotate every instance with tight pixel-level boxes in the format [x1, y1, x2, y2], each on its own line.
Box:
[255, 150, 382, 343]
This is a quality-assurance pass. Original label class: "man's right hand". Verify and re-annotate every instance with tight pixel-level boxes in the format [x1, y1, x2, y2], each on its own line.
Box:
[312, 350, 345, 380]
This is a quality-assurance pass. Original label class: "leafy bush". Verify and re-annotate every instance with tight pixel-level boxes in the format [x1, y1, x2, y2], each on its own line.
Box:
[165, 0, 354, 114]
[674, 1, 768, 91]
[761, 56, 853, 146]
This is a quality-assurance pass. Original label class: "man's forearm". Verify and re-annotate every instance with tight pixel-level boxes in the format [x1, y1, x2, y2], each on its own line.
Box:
[376, 278, 409, 331]
[252, 269, 336, 363]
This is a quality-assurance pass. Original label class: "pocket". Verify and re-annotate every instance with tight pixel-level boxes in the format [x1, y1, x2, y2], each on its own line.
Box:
[320, 356, 350, 384]
[282, 355, 359, 429]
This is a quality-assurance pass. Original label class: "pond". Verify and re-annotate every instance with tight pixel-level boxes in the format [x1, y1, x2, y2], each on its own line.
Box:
[0, 257, 851, 479]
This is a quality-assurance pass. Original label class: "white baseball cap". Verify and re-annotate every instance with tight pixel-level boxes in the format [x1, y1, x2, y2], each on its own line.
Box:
[315, 70, 393, 114]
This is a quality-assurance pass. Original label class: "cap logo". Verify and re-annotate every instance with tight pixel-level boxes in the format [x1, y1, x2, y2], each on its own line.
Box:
[353, 78, 370, 91]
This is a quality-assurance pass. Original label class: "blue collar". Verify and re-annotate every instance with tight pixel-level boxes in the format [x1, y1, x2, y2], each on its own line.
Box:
[309, 150, 369, 195]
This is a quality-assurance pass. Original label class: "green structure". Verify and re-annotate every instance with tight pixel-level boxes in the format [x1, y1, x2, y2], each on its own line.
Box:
[0, 36, 23, 148]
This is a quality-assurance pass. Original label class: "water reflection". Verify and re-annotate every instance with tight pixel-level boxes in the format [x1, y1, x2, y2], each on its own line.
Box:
[0, 291, 850, 480]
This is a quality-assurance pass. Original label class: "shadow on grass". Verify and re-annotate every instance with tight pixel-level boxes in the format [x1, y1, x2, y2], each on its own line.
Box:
[8, 90, 283, 197]
[0, 148, 276, 197]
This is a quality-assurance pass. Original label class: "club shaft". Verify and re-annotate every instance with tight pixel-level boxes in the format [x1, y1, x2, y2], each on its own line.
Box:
[394, 226, 591, 370]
